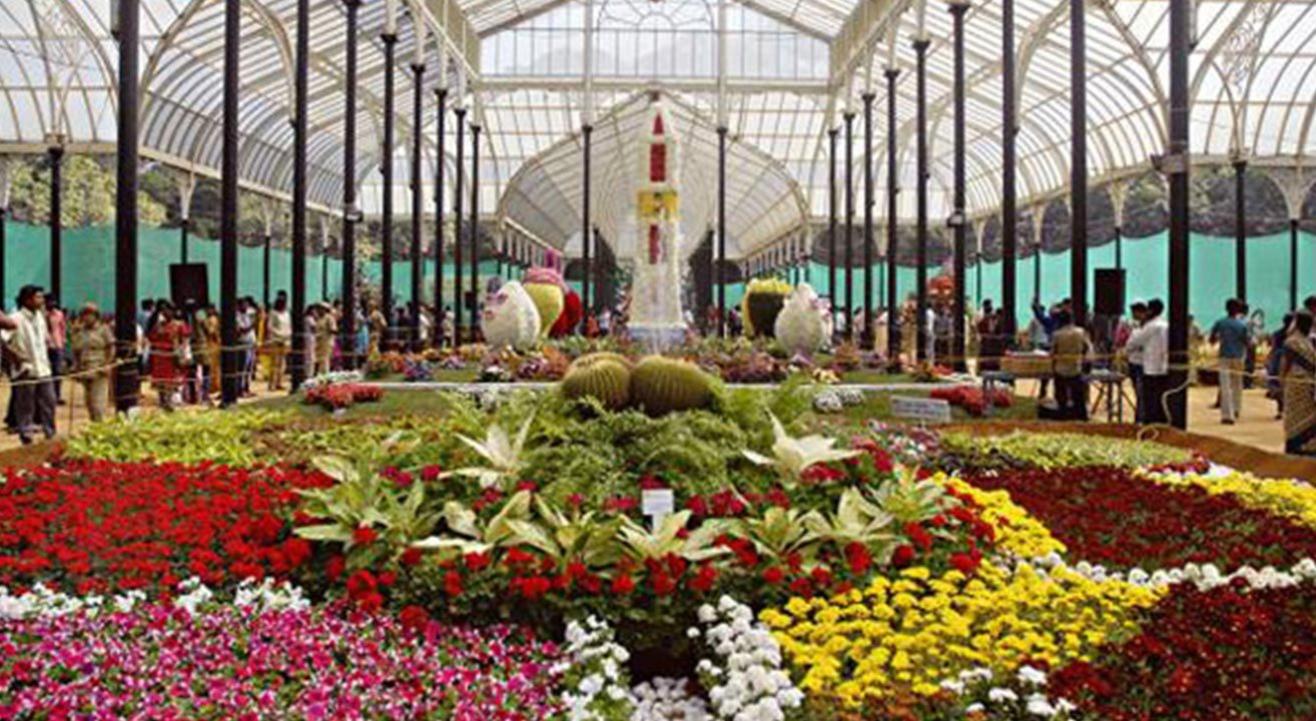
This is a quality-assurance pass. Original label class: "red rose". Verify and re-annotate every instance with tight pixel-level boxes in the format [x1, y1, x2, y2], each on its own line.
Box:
[689, 563, 717, 592]
[650, 572, 677, 596]
[465, 551, 492, 572]
[377, 570, 397, 587]
[949, 552, 980, 575]
[892, 544, 916, 568]
[845, 542, 872, 574]
[420, 465, 443, 482]
[763, 566, 785, 584]
[352, 526, 379, 546]
[400, 548, 423, 567]
[610, 573, 635, 595]
[443, 570, 463, 597]
[399, 604, 429, 630]
[789, 577, 813, 597]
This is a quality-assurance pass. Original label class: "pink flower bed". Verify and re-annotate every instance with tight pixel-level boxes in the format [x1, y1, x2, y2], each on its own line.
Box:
[0, 603, 562, 720]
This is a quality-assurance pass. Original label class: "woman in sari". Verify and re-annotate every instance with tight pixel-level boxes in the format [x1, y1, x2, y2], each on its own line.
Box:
[1281, 311, 1316, 456]
[148, 302, 191, 411]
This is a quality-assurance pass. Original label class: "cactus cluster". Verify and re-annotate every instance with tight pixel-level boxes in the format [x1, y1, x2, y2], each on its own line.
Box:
[560, 353, 632, 410]
[560, 353, 715, 416]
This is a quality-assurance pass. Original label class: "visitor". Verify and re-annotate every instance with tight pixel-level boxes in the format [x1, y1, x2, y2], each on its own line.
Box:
[266, 296, 291, 391]
[599, 307, 612, 336]
[148, 301, 190, 412]
[1125, 298, 1169, 425]
[312, 304, 335, 376]
[236, 298, 257, 396]
[1210, 298, 1250, 425]
[1280, 310, 1316, 456]
[976, 301, 1002, 373]
[367, 302, 386, 355]
[1051, 309, 1092, 421]
[1245, 307, 1265, 389]
[70, 303, 114, 422]
[1122, 301, 1147, 420]
[45, 297, 66, 405]
[203, 304, 221, 402]
[1267, 313, 1293, 420]
[7, 285, 56, 444]
[441, 305, 454, 346]
[1305, 296, 1316, 341]
[136, 298, 154, 376]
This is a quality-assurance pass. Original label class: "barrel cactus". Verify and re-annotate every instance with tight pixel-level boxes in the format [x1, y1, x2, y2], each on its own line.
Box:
[561, 352, 632, 410]
[629, 355, 715, 416]
[774, 282, 827, 356]
[523, 267, 566, 336]
[482, 281, 541, 351]
[741, 277, 793, 338]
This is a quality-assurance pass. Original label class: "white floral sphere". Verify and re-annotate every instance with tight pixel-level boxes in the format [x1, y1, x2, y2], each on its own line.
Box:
[774, 283, 827, 356]
[482, 281, 541, 350]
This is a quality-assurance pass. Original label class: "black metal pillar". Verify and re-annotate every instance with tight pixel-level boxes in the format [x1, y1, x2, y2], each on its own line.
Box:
[827, 126, 838, 336]
[322, 235, 329, 302]
[114, 0, 141, 411]
[220, 0, 241, 404]
[262, 232, 271, 309]
[434, 87, 447, 349]
[717, 125, 728, 337]
[1114, 225, 1123, 271]
[1291, 218, 1300, 310]
[843, 110, 855, 342]
[381, 29, 396, 346]
[48, 145, 63, 301]
[290, 0, 308, 391]
[180, 218, 189, 263]
[863, 92, 875, 349]
[453, 106, 466, 344]
[1001, 0, 1018, 337]
[410, 60, 425, 350]
[1234, 159, 1247, 301]
[469, 120, 480, 337]
[951, 1, 968, 371]
[582, 124, 592, 320]
[914, 37, 929, 363]
[1167, 0, 1190, 429]
[339, 0, 360, 369]
[885, 68, 900, 364]
[1070, 0, 1087, 327]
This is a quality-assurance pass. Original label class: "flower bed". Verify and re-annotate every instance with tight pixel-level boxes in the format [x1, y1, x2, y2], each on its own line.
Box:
[15, 389, 1316, 718]
[0, 593, 563, 720]
[0, 460, 328, 595]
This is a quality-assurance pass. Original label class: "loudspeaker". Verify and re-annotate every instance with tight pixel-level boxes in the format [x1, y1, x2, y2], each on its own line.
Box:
[169, 263, 210, 309]
[1094, 268, 1125, 316]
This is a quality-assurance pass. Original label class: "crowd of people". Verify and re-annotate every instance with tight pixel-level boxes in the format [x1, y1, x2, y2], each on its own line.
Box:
[1, 276, 1314, 457]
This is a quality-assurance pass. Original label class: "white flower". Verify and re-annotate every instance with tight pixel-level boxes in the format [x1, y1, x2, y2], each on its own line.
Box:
[1016, 665, 1047, 686]
[988, 687, 1019, 703]
[1025, 694, 1056, 716]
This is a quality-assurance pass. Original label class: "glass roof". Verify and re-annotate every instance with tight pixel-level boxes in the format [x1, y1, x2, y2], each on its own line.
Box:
[3, 0, 1316, 260]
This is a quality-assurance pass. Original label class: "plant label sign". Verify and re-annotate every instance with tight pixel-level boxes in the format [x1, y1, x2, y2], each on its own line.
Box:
[642, 489, 675, 529]
[891, 395, 952, 424]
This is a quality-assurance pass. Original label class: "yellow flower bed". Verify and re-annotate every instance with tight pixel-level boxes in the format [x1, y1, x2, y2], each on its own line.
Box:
[941, 476, 1067, 560]
[1149, 471, 1316, 530]
[761, 563, 1162, 706]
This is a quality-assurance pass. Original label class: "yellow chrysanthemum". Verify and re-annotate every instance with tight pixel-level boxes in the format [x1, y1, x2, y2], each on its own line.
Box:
[762, 563, 1162, 708]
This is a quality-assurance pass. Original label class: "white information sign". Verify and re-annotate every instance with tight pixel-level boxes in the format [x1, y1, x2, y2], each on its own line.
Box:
[890, 395, 953, 424]
[641, 489, 675, 529]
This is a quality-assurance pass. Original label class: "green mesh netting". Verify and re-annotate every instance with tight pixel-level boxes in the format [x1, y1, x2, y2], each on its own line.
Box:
[3, 221, 1313, 330]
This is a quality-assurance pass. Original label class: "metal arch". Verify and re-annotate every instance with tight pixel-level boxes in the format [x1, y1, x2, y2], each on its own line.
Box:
[1247, 3, 1316, 158]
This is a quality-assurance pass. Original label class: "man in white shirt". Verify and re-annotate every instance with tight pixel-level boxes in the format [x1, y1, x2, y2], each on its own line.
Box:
[1124, 298, 1169, 424]
[6, 285, 57, 444]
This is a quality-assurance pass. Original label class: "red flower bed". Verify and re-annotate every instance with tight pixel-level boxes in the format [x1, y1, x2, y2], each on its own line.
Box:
[929, 385, 1012, 417]
[1050, 582, 1316, 720]
[965, 466, 1316, 570]
[304, 383, 384, 410]
[0, 460, 331, 595]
